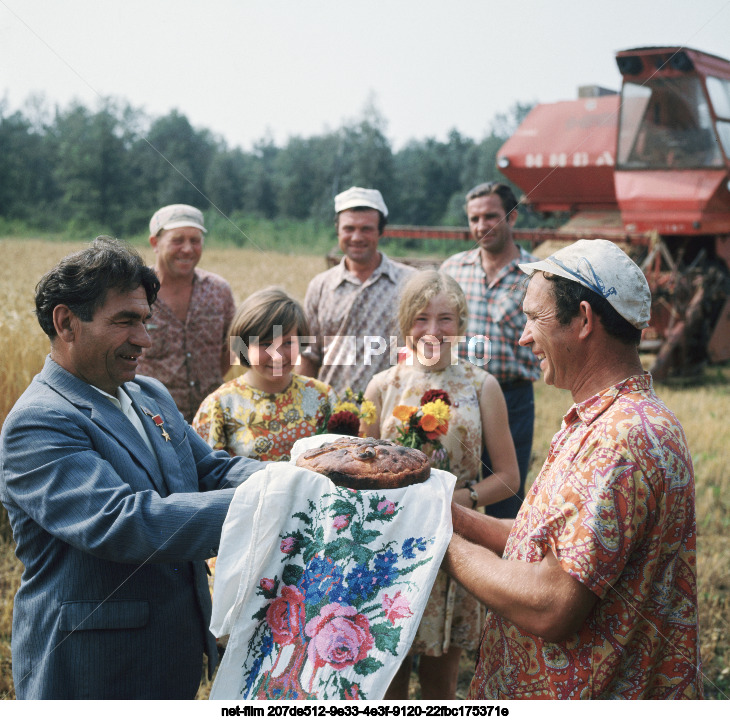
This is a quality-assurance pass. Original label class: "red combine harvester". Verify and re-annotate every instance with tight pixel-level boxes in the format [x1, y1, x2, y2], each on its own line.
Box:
[385, 47, 730, 380]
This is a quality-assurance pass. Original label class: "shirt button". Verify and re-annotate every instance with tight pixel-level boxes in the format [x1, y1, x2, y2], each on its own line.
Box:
[189, 381, 195, 386]
[187, 352, 192, 358]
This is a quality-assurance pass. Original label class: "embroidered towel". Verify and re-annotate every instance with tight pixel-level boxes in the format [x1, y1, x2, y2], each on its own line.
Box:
[210, 434, 456, 700]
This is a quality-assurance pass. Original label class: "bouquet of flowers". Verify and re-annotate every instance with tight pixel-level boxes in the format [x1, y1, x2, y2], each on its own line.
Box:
[392, 390, 451, 471]
[317, 388, 377, 437]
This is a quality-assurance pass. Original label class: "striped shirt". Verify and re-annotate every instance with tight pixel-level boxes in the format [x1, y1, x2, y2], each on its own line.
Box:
[301, 252, 415, 394]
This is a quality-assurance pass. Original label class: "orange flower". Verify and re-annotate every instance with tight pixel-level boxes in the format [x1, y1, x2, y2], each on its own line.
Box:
[419, 414, 439, 432]
[423, 422, 448, 440]
[393, 405, 418, 422]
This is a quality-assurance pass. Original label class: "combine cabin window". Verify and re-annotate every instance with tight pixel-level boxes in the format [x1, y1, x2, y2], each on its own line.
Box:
[706, 76, 730, 159]
[617, 77, 723, 169]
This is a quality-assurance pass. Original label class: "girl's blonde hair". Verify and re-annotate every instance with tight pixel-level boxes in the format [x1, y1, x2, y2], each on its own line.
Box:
[398, 270, 468, 340]
[229, 287, 309, 367]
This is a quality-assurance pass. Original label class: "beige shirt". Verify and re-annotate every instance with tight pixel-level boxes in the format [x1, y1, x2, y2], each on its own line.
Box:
[301, 253, 415, 394]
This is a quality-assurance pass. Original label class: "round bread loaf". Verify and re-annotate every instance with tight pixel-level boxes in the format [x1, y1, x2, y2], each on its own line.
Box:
[295, 437, 431, 490]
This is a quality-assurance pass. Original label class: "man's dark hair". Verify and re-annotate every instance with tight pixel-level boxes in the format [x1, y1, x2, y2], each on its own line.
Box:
[545, 273, 642, 346]
[465, 182, 519, 220]
[334, 206, 387, 234]
[35, 236, 160, 339]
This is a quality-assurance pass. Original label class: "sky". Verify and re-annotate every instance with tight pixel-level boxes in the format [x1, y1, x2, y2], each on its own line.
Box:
[1, 0, 730, 151]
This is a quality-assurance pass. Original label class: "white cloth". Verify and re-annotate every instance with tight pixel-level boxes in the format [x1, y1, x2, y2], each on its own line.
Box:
[210, 434, 456, 701]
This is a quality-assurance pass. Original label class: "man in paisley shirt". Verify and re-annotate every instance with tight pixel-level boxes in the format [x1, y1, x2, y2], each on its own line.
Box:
[444, 239, 702, 699]
[138, 204, 235, 422]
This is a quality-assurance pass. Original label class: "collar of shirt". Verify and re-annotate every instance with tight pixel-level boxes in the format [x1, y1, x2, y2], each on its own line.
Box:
[91, 384, 155, 454]
[334, 251, 397, 288]
[565, 372, 653, 427]
[460, 246, 533, 288]
[152, 268, 202, 321]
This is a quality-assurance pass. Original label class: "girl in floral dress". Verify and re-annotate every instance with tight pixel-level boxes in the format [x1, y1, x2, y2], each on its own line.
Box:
[193, 287, 336, 593]
[361, 270, 519, 700]
[193, 287, 336, 461]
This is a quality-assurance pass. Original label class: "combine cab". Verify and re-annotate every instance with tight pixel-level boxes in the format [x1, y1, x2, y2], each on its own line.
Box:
[496, 46, 730, 379]
[353, 46, 730, 380]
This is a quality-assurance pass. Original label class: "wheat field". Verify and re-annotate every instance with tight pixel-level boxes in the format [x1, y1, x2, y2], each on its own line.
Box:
[0, 238, 728, 700]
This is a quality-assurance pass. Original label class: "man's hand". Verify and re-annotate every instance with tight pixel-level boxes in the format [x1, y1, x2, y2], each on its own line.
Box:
[450, 502, 513, 554]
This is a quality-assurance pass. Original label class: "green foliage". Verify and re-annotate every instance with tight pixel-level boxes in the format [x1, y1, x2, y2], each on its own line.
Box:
[0, 94, 538, 236]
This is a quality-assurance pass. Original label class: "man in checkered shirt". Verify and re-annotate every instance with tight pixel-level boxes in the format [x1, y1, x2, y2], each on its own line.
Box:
[441, 182, 540, 518]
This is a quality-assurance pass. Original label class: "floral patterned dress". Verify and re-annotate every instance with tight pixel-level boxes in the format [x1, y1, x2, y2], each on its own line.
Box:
[193, 373, 336, 462]
[193, 373, 336, 596]
[366, 362, 487, 655]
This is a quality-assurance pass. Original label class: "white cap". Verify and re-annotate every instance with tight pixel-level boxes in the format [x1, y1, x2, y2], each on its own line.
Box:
[149, 204, 206, 236]
[518, 238, 651, 329]
[334, 187, 388, 217]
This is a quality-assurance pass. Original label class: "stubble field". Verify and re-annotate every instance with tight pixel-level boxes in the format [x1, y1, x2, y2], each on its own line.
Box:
[0, 238, 728, 700]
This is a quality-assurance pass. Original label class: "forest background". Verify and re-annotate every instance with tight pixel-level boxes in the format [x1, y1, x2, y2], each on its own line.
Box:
[0, 95, 542, 246]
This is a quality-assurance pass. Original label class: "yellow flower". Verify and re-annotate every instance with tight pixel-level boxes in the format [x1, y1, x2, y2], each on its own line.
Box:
[393, 405, 418, 422]
[421, 399, 450, 423]
[334, 401, 359, 415]
[360, 400, 377, 426]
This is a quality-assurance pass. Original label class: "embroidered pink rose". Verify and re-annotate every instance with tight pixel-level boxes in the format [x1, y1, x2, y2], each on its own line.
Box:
[304, 603, 374, 670]
[377, 500, 395, 515]
[260, 578, 275, 593]
[333, 514, 350, 530]
[382, 591, 413, 623]
[280, 536, 297, 554]
[265, 585, 305, 646]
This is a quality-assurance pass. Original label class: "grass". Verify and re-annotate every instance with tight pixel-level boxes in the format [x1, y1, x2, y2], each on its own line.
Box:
[0, 237, 728, 700]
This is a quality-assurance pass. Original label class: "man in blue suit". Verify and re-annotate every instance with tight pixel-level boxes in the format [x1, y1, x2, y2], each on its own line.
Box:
[0, 237, 265, 699]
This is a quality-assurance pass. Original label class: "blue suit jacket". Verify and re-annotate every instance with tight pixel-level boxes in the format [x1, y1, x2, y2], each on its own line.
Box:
[0, 357, 265, 699]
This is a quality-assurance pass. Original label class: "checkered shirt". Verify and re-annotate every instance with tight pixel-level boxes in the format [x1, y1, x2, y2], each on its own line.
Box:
[440, 247, 541, 386]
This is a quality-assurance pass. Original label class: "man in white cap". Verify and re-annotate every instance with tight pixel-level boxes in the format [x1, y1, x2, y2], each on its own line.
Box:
[298, 187, 414, 393]
[138, 204, 235, 422]
[444, 239, 701, 699]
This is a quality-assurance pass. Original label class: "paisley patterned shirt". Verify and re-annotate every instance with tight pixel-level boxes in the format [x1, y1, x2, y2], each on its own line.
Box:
[192, 373, 336, 462]
[469, 373, 701, 699]
[138, 268, 235, 423]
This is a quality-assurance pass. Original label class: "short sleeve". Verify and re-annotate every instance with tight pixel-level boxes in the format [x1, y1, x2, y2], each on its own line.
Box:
[193, 394, 228, 452]
[532, 450, 653, 599]
[221, 285, 236, 347]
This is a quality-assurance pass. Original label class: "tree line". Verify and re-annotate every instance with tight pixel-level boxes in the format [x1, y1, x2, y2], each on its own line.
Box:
[0, 94, 537, 240]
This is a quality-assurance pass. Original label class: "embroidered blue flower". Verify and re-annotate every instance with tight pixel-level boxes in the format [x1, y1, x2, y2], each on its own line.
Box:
[344, 562, 378, 603]
[402, 536, 428, 559]
[372, 549, 399, 586]
[299, 555, 344, 605]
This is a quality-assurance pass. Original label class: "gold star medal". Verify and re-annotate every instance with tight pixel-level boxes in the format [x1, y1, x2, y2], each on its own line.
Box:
[141, 407, 171, 442]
